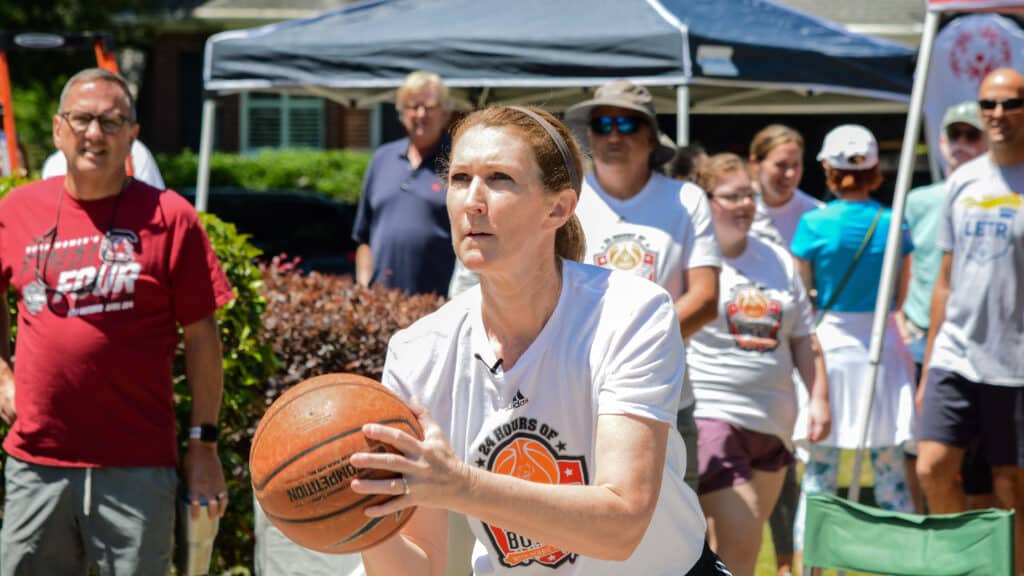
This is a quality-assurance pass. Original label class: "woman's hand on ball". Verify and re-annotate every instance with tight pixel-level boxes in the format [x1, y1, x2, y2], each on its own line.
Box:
[350, 403, 470, 516]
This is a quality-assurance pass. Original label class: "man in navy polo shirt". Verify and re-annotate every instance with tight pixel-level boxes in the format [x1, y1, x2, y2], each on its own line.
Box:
[353, 71, 454, 295]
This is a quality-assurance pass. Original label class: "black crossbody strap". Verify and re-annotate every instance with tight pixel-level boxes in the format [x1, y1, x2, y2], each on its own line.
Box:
[815, 207, 884, 326]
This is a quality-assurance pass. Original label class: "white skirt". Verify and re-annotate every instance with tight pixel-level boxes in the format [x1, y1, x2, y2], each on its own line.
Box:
[793, 311, 916, 450]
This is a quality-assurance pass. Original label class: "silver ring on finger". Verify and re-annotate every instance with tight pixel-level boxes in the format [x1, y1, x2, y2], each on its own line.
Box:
[401, 477, 410, 496]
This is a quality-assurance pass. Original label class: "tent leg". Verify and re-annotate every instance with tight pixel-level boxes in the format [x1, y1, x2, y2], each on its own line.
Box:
[847, 9, 942, 507]
[196, 96, 217, 212]
[676, 85, 689, 146]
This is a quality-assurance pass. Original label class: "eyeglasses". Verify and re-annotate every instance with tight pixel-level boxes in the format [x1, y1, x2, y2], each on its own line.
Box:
[589, 116, 643, 136]
[711, 189, 757, 206]
[59, 111, 131, 134]
[946, 125, 983, 142]
[978, 98, 1024, 112]
[400, 101, 442, 112]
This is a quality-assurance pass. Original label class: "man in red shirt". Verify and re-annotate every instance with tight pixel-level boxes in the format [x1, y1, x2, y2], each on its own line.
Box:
[0, 68, 234, 574]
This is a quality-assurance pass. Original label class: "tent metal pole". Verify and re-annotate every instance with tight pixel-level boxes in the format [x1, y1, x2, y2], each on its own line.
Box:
[924, 119, 943, 183]
[846, 9, 942, 506]
[196, 96, 217, 212]
[676, 85, 689, 145]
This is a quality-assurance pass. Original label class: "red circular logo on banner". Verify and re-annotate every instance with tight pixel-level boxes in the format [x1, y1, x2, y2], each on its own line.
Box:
[951, 25, 1012, 83]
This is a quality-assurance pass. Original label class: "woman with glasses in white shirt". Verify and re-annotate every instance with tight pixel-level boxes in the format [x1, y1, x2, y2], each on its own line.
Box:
[688, 153, 830, 576]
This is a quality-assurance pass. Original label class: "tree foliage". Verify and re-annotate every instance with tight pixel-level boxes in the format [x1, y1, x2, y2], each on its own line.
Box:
[0, 0, 158, 33]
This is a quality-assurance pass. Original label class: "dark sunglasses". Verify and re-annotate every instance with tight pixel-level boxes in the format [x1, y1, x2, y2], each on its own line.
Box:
[946, 125, 983, 142]
[978, 98, 1024, 112]
[589, 115, 643, 135]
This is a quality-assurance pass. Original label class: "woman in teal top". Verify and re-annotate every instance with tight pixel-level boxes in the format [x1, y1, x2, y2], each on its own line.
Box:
[788, 125, 917, 564]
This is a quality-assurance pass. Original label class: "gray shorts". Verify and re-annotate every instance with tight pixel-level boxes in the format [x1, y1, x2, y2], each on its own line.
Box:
[1, 456, 176, 576]
[677, 402, 699, 492]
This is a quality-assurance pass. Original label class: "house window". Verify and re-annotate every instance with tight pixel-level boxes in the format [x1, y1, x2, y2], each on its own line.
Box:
[240, 93, 324, 152]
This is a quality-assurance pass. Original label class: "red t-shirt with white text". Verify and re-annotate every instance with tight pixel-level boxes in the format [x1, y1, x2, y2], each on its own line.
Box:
[0, 177, 234, 467]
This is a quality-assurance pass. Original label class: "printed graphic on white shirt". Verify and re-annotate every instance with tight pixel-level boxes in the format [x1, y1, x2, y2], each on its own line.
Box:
[959, 193, 1021, 262]
[726, 283, 783, 352]
[592, 233, 659, 280]
[509, 390, 529, 409]
[473, 419, 588, 570]
[22, 230, 141, 317]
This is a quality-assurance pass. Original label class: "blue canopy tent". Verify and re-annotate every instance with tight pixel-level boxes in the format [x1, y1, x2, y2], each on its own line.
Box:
[197, 0, 916, 209]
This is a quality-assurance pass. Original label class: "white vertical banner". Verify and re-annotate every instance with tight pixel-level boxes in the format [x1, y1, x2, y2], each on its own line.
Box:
[924, 13, 1024, 173]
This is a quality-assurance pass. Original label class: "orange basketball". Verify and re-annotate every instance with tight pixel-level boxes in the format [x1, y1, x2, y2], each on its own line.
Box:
[492, 437, 559, 484]
[250, 373, 423, 554]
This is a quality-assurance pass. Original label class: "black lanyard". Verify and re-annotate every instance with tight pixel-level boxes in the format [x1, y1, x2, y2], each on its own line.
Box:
[34, 179, 128, 301]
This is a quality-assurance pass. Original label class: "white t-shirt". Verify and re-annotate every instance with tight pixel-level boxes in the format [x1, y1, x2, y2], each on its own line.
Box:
[751, 188, 823, 248]
[577, 173, 720, 297]
[930, 155, 1024, 386]
[688, 236, 815, 447]
[576, 173, 721, 410]
[42, 140, 166, 190]
[383, 260, 707, 575]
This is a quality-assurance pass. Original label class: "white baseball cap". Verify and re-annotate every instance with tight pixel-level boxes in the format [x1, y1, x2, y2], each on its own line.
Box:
[816, 124, 878, 171]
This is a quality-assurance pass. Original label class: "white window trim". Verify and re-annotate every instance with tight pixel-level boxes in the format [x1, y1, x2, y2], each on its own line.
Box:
[239, 92, 325, 153]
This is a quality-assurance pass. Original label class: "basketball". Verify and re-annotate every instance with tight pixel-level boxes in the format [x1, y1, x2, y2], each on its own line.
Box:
[250, 373, 423, 554]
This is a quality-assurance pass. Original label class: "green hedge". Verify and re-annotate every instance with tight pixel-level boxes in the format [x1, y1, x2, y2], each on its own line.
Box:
[157, 149, 372, 205]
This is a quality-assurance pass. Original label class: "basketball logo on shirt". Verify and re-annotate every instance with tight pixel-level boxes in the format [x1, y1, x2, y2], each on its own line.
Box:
[958, 193, 1020, 262]
[593, 233, 658, 280]
[726, 283, 782, 352]
[478, 430, 588, 569]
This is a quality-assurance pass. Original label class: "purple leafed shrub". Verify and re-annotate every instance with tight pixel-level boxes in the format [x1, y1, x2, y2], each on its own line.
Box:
[259, 255, 446, 408]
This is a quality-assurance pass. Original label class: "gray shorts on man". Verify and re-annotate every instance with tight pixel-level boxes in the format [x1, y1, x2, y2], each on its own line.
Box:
[1, 458, 176, 575]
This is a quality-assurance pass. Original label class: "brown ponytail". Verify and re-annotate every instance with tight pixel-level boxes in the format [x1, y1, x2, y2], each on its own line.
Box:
[556, 213, 586, 262]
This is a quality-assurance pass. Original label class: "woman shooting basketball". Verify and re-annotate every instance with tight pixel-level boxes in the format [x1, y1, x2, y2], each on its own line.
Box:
[349, 106, 727, 575]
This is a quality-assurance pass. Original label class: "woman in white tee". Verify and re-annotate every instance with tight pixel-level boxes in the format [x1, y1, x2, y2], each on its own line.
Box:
[745, 124, 822, 576]
[351, 106, 724, 575]
[688, 154, 830, 576]
[748, 124, 823, 248]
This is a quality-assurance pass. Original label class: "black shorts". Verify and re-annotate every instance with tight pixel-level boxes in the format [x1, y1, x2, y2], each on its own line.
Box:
[961, 436, 993, 495]
[919, 368, 1024, 468]
[684, 540, 733, 575]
